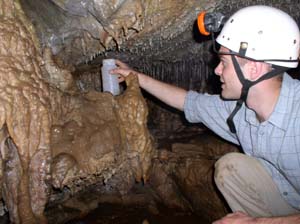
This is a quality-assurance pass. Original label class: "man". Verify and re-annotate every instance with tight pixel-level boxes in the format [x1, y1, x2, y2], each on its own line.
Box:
[112, 5, 300, 224]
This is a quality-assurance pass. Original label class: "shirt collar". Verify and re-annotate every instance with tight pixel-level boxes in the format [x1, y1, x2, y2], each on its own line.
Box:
[245, 73, 293, 130]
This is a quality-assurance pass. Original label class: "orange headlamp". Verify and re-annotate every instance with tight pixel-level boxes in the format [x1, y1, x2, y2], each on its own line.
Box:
[197, 11, 210, 35]
[197, 11, 226, 36]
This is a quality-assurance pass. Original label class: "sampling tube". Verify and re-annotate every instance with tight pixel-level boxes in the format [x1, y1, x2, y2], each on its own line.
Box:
[101, 59, 120, 95]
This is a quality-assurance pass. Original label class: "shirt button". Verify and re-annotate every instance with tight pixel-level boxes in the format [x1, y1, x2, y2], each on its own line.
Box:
[259, 130, 264, 135]
[283, 192, 288, 196]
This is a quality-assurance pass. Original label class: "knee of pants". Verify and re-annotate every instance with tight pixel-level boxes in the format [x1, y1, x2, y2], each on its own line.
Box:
[214, 152, 246, 187]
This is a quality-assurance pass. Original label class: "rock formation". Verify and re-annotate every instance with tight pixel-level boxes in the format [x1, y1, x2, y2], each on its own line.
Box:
[0, 1, 155, 223]
[20, 0, 217, 65]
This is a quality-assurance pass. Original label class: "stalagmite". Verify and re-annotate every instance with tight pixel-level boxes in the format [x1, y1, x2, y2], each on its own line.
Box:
[114, 73, 155, 183]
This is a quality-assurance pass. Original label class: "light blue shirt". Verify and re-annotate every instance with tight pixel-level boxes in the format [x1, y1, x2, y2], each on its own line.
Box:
[184, 73, 300, 209]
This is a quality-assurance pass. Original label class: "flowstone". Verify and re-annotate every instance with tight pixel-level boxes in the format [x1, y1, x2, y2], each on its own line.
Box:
[0, 1, 155, 223]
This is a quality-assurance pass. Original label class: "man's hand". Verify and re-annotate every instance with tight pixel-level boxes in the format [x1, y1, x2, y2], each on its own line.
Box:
[213, 212, 257, 224]
[111, 59, 139, 83]
[213, 212, 300, 224]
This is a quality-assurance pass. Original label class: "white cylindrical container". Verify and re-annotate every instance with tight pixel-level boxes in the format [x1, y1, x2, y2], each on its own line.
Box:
[101, 59, 120, 95]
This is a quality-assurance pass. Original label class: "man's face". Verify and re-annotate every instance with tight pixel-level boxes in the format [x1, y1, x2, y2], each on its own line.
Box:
[214, 46, 243, 99]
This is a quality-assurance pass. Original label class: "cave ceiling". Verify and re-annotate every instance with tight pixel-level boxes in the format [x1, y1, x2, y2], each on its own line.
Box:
[19, 0, 300, 67]
[19, 0, 213, 65]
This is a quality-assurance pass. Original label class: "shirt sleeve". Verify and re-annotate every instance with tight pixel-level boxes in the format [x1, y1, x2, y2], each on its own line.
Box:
[183, 90, 239, 144]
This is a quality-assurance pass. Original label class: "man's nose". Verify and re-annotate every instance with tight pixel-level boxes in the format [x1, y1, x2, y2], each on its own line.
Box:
[214, 62, 222, 76]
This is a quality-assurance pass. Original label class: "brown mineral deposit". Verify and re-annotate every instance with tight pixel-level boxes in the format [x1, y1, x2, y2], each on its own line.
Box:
[115, 73, 155, 183]
[0, 1, 156, 223]
[0, 1, 51, 222]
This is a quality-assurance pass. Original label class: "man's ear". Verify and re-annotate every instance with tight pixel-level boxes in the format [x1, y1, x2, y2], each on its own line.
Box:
[244, 60, 262, 81]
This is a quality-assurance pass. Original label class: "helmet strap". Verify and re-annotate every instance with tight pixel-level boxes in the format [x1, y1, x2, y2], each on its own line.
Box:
[226, 53, 288, 133]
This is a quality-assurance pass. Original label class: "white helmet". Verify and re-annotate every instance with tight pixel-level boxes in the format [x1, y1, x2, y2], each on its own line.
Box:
[216, 5, 300, 68]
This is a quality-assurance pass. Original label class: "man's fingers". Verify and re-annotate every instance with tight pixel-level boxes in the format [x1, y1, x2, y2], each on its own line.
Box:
[115, 59, 130, 69]
[117, 75, 125, 83]
[110, 68, 127, 75]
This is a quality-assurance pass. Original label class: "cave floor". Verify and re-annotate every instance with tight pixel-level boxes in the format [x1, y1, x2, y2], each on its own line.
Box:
[0, 199, 209, 224]
[63, 130, 234, 224]
[0, 203, 209, 224]
[66, 203, 206, 224]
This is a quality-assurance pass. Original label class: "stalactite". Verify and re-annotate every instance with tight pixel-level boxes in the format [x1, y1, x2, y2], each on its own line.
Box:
[138, 59, 214, 92]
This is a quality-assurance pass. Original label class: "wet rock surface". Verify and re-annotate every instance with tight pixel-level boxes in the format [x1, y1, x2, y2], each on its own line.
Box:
[0, 1, 155, 223]
[0, 1, 52, 223]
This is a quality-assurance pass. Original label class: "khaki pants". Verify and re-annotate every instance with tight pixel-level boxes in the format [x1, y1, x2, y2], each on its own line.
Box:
[214, 152, 300, 217]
